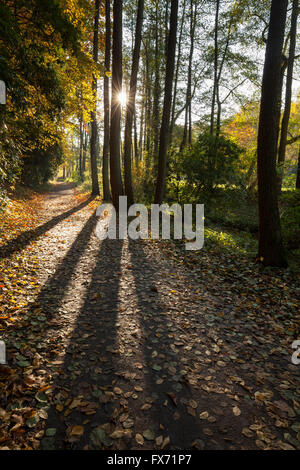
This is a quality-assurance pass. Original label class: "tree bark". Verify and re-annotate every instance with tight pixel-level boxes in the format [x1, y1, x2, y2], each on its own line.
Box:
[277, 0, 298, 192]
[124, 0, 144, 205]
[154, 0, 178, 204]
[102, 0, 112, 201]
[257, 0, 288, 267]
[83, 129, 87, 173]
[296, 145, 300, 189]
[110, 0, 124, 209]
[152, 5, 161, 162]
[210, 0, 220, 136]
[170, 0, 186, 145]
[79, 118, 84, 181]
[180, 0, 196, 152]
[90, 0, 100, 196]
[134, 110, 139, 166]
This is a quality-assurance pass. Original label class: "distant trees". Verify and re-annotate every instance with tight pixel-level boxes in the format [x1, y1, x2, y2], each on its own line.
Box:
[257, 0, 288, 267]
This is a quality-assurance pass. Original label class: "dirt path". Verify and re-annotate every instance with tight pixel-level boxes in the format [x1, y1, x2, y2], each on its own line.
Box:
[0, 183, 299, 450]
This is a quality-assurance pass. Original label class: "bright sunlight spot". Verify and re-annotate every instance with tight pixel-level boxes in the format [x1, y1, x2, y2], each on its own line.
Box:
[118, 90, 127, 107]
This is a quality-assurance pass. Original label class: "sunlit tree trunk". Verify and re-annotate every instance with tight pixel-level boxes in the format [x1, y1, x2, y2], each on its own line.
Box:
[210, 0, 220, 136]
[83, 129, 88, 173]
[124, 0, 144, 205]
[154, 0, 178, 204]
[134, 110, 139, 166]
[170, 0, 186, 145]
[152, 5, 161, 163]
[277, 0, 299, 192]
[180, 0, 196, 152]
[79, 119, 84, 181]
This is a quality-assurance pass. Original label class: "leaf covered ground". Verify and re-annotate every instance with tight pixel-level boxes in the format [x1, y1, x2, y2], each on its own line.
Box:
[0, 183, 299, 450]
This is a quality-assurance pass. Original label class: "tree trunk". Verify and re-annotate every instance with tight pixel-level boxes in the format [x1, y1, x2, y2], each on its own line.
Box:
[277, 0, 299, 192]
[257, 0, 288, 267]
[170, 0, 186, 145]
[210, 0, 220, 136]
[102, 0, 112, 201]
[144, 39, 151, 158]
[90, 0, 100, 196]
[180, 0, 195, 152]
[139, 87, 144, 159]
[124, 0, 144, 205]
[296, 146, 300, 189]
[83, 129, 87, 173]
[154, 0, 178, 204]
[110, 0, 124, 209]
[134, 110, 139, 166]
[152, 5, 161, 162]
[79, 119, 84, 181]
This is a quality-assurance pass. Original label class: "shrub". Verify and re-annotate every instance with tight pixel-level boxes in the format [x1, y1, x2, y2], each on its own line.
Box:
[167, 132, 244, 201]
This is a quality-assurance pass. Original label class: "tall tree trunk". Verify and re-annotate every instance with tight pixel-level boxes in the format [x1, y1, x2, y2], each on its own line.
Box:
[144, 40, 151, 158]
[180, 0, 195, 152]
[79, 118, 84, 181]
[216, 92, 222, 138]
[102, 0, 111, 201]
[83, 129, 87, 173]
[170, 0, 186, 145]
[152, 5, 161, 162]
[110, 0, 124, 209]
[139, 87, 144, 158]
[277, 0, 299, 192]
[296, 145, 300, 189]
[154, 0, 178, 204]
[124, 0, 144, 205]
[257, 0, 288, 267]
[215, 23, 231, 138]
[164, 0, 169, 57]
[134, 110, 139, 166]
[90, 0, 100, 196]
[210, 0, 220, 136]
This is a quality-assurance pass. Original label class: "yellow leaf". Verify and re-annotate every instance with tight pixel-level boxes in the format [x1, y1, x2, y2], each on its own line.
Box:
[71, 425, 84, 437]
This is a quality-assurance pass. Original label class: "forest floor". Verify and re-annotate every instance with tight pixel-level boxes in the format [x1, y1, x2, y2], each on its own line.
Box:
[0, 183, 299, 450]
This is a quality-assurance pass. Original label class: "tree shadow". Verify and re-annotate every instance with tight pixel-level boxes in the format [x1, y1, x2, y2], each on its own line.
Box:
[127, 238, 209, 449]
[0, 195, 94, 260]
[39, 234, 124, 450]
[28, 212, 98, 319]
[127, 239, 266, 450]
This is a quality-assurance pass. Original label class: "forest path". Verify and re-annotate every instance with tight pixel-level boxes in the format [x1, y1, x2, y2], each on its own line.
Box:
[0, 183, 299, 450]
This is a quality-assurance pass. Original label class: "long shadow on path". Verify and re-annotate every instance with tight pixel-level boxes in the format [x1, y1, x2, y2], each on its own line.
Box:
[0, 189, 94, 260]
[128, 239, 264, 450]
[40, 236, 124, 450]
